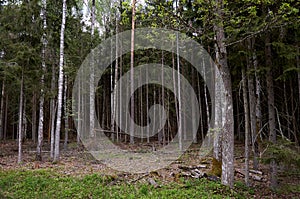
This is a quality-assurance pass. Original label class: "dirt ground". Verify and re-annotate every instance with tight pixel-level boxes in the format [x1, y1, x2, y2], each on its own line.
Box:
[0, 140, 299, 198]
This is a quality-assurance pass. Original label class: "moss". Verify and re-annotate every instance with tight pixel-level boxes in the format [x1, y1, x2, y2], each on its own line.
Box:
[210, 158, 222, 177]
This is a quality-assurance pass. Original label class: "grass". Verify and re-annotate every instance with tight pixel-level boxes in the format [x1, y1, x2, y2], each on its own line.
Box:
[0, 169, 252, 199]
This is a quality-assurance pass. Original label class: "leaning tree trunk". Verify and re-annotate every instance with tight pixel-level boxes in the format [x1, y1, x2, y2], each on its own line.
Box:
[265, 32, 277, 190]
[214, 0, 234, 188]
[36, 0, 47, 161]
[53, 0, 66, 162]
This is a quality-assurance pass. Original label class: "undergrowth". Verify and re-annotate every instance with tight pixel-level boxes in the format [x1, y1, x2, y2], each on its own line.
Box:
[0, 169, 252, 199]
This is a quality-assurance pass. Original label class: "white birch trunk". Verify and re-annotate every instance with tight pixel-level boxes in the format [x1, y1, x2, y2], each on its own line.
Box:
[36, 0, 47, 161]
[89, 0, 95, 138]
[53, 0, 66, 162]
[18, 70, 24, 164]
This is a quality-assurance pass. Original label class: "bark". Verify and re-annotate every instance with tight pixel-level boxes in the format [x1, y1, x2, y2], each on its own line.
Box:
[111, 9, 119, 140]
[31, 92, 37, 143]
[242, 69, 250, 187]
[54, 0, 66, 162]
[36, 0, 47, 161]
[265, 32, 277, 189]
[64, 75, 68, 150]
[213, 40, 222, 161]
[254, 49, 262, 142]
[214, 0, 234, 188]
[0, 79, 5, 140]
[176, 32, 183, 151]
[77, 74, 81, 144]
[297, 43, 300, 139]
[248, 39, 259, 170]
[4, 93, 8, 140]
[18, 69, 24, 164]
[50, 63, 56, 158]
[130, 0, 135, 144]
[89, 0, 95, 138]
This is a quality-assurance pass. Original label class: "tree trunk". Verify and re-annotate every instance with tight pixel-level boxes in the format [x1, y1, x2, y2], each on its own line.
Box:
[213, 40, 222, 161]
[242, 69, 250, 187]
[214, 0, 234, 188]
[130, 0, 135, 144]
[89, 0, 95, 138]
[248, 38, 259, 170]
[54, 0, 66, 162]
[265, 32, 278, 190]
[32, 92, 37, 143]
[36, 0, 47, 161]
[4, 93, 8, 140]
[64, 75, 68, 150]
[50, 63, 56, 158]
[176, 32, 182, 151]
[18, 69, 24, 164]
[297, 43, 300, 140]
[0, 79, 5, 140]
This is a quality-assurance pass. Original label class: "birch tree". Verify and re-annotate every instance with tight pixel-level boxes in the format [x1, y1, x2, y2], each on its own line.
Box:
[53, 0, 67, 162]
[89, 0, 95, 138]
[18, 68, 24, 164]
[36, 0, 47, 161]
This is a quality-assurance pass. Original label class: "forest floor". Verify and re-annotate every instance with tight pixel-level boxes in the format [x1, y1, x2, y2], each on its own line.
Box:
[0, 140, 299, 198]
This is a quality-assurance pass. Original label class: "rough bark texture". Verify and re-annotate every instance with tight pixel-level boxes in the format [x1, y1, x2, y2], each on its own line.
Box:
[247, 39, 259, 170]
[242, 69, 250, 187]
[214, 0, 234, 188]
[54, 0, 66, 162]
[265, 32, 278, 189]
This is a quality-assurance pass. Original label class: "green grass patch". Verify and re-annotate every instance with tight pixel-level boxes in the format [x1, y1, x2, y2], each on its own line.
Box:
[0, 169, 252, 199]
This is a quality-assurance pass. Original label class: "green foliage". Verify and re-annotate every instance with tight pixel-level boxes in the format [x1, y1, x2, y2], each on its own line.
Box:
[0, 169, 252, 198]
[261, 138, 300, 169]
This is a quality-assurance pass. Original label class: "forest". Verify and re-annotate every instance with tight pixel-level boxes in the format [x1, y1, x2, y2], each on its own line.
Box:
[0, 0, 300, 198]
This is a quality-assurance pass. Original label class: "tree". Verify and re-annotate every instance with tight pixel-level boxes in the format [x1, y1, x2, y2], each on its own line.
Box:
[54, 0, 67, 162]
[17, 67, 24, 164]
[89, 0, 95, 138]
[265, 31, 278, 190]
[242, 68, 250, 187]
[130, 0, 135, 144]
[36, 0, 47, 161]
[214, 0, 234, 188]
